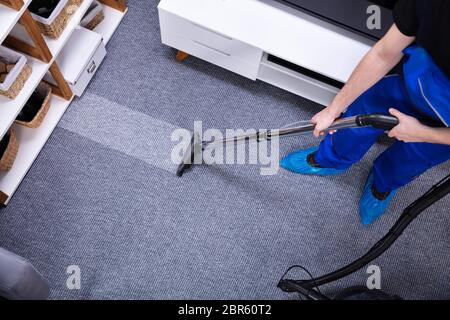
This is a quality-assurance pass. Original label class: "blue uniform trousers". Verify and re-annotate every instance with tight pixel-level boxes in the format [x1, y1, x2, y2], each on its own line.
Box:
[314, 74, 450, 193]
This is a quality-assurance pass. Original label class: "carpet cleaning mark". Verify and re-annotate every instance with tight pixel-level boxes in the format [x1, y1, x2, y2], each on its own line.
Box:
[58, 92, 179, 173]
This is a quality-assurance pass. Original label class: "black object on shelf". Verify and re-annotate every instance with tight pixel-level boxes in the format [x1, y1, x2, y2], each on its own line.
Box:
[16, 88, 47, 122]
[29, 0, 61, 19]
[267, 55, 345, 89]
[0, 132, 11, 159]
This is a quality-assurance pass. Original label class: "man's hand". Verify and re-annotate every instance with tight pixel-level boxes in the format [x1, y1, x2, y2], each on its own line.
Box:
[311, 107, 341, 137]
[388, 108, 432, 143]
[309, 25, 414, 138]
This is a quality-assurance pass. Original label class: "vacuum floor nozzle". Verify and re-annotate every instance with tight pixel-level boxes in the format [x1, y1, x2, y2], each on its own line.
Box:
[176, 134, 196, 177]
[176, 161, 192, 177]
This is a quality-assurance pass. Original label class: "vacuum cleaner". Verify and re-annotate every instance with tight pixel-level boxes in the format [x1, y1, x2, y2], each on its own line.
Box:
[176, 113, 400, 177]
[176, 111, 447, 299]
[278, 172, 450, 300]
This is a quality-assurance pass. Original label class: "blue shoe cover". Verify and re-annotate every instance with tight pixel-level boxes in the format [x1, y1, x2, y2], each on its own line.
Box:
[280, 147, 345, 176]
[359, 172, 397, 226]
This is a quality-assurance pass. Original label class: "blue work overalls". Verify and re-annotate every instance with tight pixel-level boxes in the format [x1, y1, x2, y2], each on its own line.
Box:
[315, 46, 450, 193]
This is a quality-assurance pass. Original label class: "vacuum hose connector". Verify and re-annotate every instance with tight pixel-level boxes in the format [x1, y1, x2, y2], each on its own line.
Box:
[355, 113, 443, 131]
[355, 114, 399, 131]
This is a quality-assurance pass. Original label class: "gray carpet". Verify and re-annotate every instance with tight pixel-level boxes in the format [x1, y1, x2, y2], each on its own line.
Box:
[0, 0, 449, 300]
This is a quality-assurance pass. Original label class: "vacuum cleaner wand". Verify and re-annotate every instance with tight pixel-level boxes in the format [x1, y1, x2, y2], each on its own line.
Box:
[176, 114, 399, 177]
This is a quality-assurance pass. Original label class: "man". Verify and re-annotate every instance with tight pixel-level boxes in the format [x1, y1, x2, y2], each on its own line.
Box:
[280, 0, 450, 225]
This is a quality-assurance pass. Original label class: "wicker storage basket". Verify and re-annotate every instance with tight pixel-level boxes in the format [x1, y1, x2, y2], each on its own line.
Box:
[0, 128, 19, 172]
[81, 1, 105, 30]
[15, 83, 52, 129]
[0, 46, 32, 100]
[30, 0, 83, 39]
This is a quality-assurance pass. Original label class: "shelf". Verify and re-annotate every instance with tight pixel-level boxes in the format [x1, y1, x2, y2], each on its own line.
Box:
[93, 5, 128, 45]
[8, 0, 94, 58]
[0, 95, 72, 205]
[0, 0, 95, 140]
[0, 1, 127, 205]
[0, 0, 31, 45]
[0, 56, 50, 140]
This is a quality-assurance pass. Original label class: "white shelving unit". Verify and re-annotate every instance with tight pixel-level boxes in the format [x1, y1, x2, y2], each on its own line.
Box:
[0, 0, 31, 44]
[0, 0, 94, 141]
[0, 0, 127, 205]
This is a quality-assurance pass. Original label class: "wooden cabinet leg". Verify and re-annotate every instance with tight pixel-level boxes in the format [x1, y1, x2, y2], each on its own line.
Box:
[0, 191, 8, 205]
[98, 0, 127, 12]
[176, 50, 189, 62]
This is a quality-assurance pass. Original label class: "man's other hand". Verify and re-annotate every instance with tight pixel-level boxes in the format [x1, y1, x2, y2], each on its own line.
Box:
[388, 108, 432, 143]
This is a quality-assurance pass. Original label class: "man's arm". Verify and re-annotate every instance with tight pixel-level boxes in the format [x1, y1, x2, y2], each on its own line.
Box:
[429, 128, 450, 145]
[312, 24, 415, 137]
[388, 108, 450, 145]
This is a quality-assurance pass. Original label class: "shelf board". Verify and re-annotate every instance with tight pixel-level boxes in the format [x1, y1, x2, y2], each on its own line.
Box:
[0, 0, 31, 45]
[0, 95, 72, 205]
[93, 5, 128, 45]
[0, 56, 49, 140]
[8, 0, 94, 58]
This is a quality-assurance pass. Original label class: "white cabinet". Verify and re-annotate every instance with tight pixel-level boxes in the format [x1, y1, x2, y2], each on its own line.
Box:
[158, 0, 374, 106]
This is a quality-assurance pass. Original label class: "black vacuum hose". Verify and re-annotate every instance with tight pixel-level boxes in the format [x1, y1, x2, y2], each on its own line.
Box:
[279, 173, 450, 295]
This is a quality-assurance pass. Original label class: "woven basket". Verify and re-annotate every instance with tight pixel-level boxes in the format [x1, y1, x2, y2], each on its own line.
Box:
[33, 0, 82, 39]
[84, 7, 105, 30]
[0, 64, 32, 99]
[0, 128, 19, 172]
[15, 83, 52, 129]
